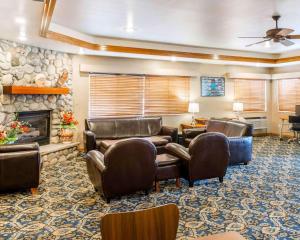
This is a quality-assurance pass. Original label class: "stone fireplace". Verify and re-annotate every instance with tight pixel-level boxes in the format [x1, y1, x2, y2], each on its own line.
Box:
[16, 110, 51, 145]
[0, 39, 73, 144]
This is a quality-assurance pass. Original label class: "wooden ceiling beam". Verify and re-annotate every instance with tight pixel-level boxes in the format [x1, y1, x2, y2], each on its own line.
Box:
[39, 0, 300, 65]
[40, 0, 56, 37]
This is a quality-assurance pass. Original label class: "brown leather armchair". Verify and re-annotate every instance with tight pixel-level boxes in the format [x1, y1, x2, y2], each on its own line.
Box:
[0, 143, 42, 193]
[183, 120, 253, 165]
[85, 138, 157, 203]
[166, 132, 230, 187]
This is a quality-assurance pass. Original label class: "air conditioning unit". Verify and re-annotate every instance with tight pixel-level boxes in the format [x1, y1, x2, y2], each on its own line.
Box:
[244, 117, 268, 133]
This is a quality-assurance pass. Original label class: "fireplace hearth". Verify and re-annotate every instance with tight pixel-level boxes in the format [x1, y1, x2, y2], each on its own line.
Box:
[16, 110, 52, 145]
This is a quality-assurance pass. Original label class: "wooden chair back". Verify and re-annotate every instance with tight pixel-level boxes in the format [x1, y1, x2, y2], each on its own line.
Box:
[101, 204, 179, 240]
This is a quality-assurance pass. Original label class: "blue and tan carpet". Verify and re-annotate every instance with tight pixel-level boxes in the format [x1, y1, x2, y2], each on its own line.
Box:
[0, 137, 299, 239]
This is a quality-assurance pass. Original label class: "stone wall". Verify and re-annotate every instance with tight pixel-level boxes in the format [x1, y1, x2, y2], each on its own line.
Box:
[0, 39, 73, 143]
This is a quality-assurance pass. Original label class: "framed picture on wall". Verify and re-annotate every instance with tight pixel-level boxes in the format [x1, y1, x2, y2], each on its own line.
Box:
[201, 76, 225, 97]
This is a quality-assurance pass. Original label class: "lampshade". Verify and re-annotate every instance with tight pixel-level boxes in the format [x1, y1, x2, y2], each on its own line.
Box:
[188, 102, 199, 113]
[233, 102, 244, 112]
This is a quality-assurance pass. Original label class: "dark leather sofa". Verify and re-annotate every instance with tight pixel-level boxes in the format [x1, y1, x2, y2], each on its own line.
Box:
[84, 117, 178, 154]
[166, 132, 230, 187]
[0, 143, 42, 193]
[183, 120, 253, 165]
[85, 138, 157, 203]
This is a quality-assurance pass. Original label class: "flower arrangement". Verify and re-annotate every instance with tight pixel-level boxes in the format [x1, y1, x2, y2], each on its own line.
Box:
[59, 111, 78, 143]
[0, 119, 31, 145]
[60, 111, 78, 129]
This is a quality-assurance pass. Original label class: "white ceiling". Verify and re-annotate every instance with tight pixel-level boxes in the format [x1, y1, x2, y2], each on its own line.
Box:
[1, 0, 300, 67]
[52, 0, 300, 53]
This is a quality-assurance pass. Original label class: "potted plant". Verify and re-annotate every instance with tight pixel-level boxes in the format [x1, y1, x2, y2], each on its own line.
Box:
[59, 111, 78, 143]
[0, 120, 30, 145]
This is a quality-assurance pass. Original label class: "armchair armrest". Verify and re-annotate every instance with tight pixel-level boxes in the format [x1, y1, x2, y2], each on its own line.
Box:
[86, 150, 106, 172]
[228, 136, 253, 165]
[0, 143, 39, 153]
[182, 128, 206, 139]
[84, 130, 97, 153]
[165, 143, 191, 161]
[159, 126, 178, 142]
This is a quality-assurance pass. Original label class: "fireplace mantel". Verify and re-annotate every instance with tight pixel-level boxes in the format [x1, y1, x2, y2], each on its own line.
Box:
[3, 86, 69, 95]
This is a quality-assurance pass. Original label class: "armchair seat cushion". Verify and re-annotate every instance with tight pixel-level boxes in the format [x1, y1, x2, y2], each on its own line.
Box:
[165, 143, 191, 161]
[145, 136, 169, 146]
[156, 153, 180, 167]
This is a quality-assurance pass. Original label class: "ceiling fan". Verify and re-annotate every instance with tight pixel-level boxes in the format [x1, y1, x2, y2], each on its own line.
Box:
[239, 15, 300, 47]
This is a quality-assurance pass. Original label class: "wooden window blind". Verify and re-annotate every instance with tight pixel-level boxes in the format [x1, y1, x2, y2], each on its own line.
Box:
[234, 79, 266, 112]
[278, 78, 300, 112]
[89, 75, 144, 118]
[144, 76, 190, 115]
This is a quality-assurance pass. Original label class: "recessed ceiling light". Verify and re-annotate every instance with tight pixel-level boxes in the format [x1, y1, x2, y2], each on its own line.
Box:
[15, 17, 26, 25]
[171, 56, 177, 62]
[213, 54, 219, 60]
[79, 47, 84, 55]
[100, 45, 107, 51]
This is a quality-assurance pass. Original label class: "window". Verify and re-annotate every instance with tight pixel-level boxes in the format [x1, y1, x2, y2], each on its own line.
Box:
[278, 78, 300, 112]
[144, 76, 190, 115]
[89, 74, 190, 118]
[234, 79, 266, 112]
[89, 75, 144, 118]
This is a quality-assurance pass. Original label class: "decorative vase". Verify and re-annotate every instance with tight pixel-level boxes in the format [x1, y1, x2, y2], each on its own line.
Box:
[60, 128, 74, 143]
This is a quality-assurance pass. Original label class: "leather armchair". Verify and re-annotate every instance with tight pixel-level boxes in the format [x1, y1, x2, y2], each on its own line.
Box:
[85, 138, 157, 203]
[182, 120, 253, 165]
[0, 143, 42, 193]
[166, 132, 230, 187]
[159, 126, 178, 143]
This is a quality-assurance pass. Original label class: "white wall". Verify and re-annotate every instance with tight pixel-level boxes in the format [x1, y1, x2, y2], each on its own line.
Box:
[72, 55, 271, 146]
[269, 64, 300, 136]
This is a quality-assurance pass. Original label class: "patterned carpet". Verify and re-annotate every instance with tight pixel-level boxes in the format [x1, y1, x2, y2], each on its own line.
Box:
[0, 137, 299, 239]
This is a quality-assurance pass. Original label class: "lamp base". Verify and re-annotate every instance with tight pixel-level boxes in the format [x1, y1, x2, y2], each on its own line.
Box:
[191, 116, 196, 126]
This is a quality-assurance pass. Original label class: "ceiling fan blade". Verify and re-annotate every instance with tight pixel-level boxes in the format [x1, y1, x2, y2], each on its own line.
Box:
[280, 39, 295, 46]
[239, 37, 266, 38]
[277, 28, 294, 36]
[246, 39, 271, 47]
[286, 35, 300, 39]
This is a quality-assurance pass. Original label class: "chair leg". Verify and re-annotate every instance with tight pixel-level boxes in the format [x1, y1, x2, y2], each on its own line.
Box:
[30, 188, 38, 195]
[219, 177, 224, 183]
[155, 181, 160, 192]
[244, 162, 248, 165]
[144, 189, 149, 196]
[176, 178, 181, 188]
[106, 198, 111, 204]
[188, 180, 194, 187]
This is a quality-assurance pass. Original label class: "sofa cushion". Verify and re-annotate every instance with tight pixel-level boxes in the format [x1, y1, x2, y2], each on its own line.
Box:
[139, 117, 162, 136]
[158, 135, 172, 142]
[88, 120, 116, 139]
[100, 139, 121, 150]
[206, 120, 227, 134]
[115, 119, 141, 138]
[144, 136, 169, 146]
[99, 136, 169, 150]
[225, 122, 247, 137]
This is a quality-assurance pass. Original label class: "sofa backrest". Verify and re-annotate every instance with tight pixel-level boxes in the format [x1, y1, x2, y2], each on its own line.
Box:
[85, 117, 162, 139]
[207, 120, 251, 137]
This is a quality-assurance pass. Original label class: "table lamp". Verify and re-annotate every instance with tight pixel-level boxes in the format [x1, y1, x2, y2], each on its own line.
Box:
[233, 102, 244, 120]
[188, 102, 199, 126]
